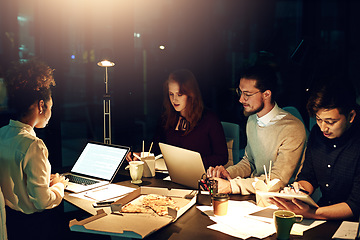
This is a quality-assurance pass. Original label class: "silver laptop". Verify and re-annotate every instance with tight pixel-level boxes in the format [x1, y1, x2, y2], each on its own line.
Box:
[159, 142, 206, 189]
[63, 141, 130, 193]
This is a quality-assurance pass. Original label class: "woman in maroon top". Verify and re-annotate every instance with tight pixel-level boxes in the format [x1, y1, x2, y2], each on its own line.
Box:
[127, 69, 228, 170]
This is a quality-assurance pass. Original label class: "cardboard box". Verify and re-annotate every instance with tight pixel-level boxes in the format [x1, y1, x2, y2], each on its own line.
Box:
[69, 186, 197, 238]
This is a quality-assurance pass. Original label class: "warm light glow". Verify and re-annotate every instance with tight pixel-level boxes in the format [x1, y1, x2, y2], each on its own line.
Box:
[159, 45, 165, 50]
[97, 60, 115, 67]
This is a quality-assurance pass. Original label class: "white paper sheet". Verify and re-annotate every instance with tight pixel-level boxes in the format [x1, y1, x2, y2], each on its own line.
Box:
[332, 221, 359, 239]
[197, 201, 276, 239]
[197, 200, 326, 239]
[291, 219, 326, 235]
[83, 184, 136, 201]
[245, 207, 326, 235]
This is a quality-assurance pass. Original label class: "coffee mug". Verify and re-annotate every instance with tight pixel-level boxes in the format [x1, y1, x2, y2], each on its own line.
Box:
[273, 210, 303, 240]
[129, 161, 144, 184]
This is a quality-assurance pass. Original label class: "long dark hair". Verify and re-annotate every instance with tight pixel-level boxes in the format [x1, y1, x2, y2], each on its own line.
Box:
[162, 69, 204, 135]
[5, 59, 55, 119]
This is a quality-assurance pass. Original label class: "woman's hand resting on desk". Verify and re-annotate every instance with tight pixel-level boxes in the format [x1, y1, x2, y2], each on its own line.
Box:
[207, 165, 231, 180]
[50, 173, 68, 188]
[126, 152, 141, 161]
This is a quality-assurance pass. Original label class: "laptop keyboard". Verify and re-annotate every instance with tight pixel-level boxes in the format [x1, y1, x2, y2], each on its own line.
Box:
[65, 174, 99, 186]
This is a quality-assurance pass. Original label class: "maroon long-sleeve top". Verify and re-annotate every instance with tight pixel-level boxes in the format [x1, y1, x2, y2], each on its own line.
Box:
[152, 110, 228, 170]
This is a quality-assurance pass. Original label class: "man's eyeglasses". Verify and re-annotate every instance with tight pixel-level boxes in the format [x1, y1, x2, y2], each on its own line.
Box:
[235, 88, 261, 100]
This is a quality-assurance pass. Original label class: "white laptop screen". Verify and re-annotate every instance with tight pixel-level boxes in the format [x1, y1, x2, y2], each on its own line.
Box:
[71, 142, 128, 180]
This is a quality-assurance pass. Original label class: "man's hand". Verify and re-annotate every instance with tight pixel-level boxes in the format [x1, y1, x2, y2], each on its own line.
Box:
[268, 197, 314, 218]
[207, 165, 231, 180]
[282, 182, 308, 195]
[213, 177, 232, 194]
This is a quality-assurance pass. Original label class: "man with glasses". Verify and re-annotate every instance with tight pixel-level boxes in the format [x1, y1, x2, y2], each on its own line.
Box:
[269, 81, 360, 220]
[207, 65, 307, 195]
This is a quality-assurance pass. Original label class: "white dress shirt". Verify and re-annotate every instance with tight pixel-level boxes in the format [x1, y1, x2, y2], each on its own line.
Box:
[256, 103, 287, 127]
[0, 120, 64, 214]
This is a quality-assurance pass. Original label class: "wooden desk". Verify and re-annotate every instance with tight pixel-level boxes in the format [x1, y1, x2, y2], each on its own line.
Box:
[64, 172, 342, 240]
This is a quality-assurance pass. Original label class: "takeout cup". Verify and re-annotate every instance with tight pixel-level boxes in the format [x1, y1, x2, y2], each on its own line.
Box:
[212, 193, 229, 216]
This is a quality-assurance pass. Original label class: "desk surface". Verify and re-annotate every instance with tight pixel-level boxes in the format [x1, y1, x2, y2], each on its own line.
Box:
[64, 172, 342, 240]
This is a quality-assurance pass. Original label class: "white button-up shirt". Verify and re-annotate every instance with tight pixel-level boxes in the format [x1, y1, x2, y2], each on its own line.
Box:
[256, 103, 287, 127]
[0, 120, 64, 214]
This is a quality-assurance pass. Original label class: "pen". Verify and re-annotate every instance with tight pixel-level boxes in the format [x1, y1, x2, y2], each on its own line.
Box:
[96, 200, 114, 205]
[287, 184, 309, 194]
[130, 146, 133, 160]
[91, 187, 108, 192]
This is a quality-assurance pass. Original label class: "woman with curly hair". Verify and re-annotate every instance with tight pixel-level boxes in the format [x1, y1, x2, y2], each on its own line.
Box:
[0, 59, 68, 239]
[127, 69, 228, 170]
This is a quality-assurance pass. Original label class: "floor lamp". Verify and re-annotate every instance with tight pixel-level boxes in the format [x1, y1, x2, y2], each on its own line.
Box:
[97, 60, 115, 145]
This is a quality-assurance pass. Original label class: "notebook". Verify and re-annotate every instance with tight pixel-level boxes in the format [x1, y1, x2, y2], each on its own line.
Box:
[62, 141, 130, 193]
[159, 142, 206, 189]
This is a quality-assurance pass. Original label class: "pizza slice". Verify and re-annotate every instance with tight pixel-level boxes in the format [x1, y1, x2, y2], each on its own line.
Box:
[148, 204, 179, 216]
[141, 194, 179, 216]
[142, 194, 176, 206]
[121, 203, 153, 214]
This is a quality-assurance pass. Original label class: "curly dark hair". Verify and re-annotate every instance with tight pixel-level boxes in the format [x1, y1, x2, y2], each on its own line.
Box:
[5, 59, 55, 119]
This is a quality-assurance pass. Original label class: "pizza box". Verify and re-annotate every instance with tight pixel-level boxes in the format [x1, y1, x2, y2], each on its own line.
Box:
[69, 186, 197, 238]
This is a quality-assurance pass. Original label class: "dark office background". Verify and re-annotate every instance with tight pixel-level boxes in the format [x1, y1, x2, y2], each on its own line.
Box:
[0, 0, 359, 170]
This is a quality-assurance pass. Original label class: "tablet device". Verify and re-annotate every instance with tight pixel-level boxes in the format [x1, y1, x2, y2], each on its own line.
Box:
[256, 191, 319, 208]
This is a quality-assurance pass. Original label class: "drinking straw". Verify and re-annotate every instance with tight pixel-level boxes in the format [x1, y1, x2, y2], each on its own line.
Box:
[148, 142, 153, 153]
[263, 165, 268, 184]
[142, 140, 144, 157]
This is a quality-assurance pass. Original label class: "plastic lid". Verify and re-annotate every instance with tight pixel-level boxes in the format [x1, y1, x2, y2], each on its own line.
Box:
[211, 193, 229, 201]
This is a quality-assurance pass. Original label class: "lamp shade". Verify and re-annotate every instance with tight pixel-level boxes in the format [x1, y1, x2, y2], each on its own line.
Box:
[97, 60, 115, 67]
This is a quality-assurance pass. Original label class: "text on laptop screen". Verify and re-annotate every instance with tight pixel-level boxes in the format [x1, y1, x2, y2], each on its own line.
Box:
[71, 142, 127, 180]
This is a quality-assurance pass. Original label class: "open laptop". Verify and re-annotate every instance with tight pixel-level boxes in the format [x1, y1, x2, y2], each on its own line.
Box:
[62, 141, 130, 193]
[159, 142, 206, 189]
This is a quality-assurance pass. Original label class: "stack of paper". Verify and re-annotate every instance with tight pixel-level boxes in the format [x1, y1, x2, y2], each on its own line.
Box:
[197, 200, 326, 239]
[84, 184, 136, 202]
[197, 201, 276, 239]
